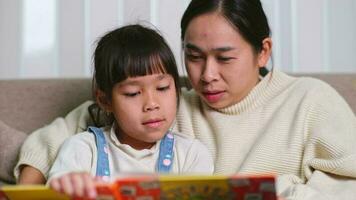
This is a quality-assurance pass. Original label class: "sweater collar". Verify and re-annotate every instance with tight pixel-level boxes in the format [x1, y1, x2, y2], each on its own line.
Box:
[109, 125, 158, 159]
[212, 70, 293, 115]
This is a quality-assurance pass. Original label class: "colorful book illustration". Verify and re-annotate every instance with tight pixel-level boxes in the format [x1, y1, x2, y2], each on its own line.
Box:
[0, 174, 277, 200]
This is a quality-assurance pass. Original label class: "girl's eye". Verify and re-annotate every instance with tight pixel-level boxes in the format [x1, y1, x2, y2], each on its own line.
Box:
[157, 85, 170, 91]
[124, 92, 140, 97]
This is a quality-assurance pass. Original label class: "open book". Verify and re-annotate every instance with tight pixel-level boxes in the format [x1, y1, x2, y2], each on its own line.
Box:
[0, 174, 277, 200]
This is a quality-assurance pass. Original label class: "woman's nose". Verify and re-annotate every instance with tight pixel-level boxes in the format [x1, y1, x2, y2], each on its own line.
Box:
[200, 58, 219, 83]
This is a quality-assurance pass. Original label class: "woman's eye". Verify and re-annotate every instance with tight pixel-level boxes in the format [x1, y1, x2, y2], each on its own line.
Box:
[217, 56, 234, 62]
[124, 92, 140, 97]
[186, 54, 203, 61]
[157, 85, 170, 91]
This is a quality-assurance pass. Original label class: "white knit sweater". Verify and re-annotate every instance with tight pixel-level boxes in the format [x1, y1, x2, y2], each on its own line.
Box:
[15, 70, 356, 199]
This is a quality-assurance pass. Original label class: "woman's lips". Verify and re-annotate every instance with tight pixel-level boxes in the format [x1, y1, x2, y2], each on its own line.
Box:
[142, 119, 165, 128]
[202, 91, 225, 103]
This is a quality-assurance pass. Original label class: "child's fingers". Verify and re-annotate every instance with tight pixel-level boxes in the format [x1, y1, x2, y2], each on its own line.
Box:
[71, 173, 85, 198]
[94, 175, 110, 183]
[49, 178, 62, 193]
[49, 172, 97, 199]
[83, 173, 97, 199]
[58, 174, 74, 196]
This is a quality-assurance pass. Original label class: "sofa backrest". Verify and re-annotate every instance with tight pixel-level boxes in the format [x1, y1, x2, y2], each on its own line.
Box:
[0, 79, 92, 133]
[1, 74, 356, 134]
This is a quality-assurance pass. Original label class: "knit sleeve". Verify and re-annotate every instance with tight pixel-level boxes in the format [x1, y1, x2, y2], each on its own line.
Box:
[14, 101, 94, 181]
[279, 80, 356, 200]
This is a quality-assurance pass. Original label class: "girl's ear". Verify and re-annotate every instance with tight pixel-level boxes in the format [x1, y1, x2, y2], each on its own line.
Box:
[95, 89, 113, 112]
[257, 37, 272, 68]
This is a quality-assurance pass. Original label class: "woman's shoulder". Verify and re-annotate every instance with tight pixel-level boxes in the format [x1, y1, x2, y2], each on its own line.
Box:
[272, 70, 339, 96]
[291, 74, 340, 96]
[284, 73, 351, 111]
[266, 71, 349, 112]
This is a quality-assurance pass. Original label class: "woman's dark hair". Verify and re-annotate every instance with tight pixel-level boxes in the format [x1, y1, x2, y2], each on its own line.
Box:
[89, 24, 180, 126]
[181, 0, 270, 53]
[181, 0, 271, 76]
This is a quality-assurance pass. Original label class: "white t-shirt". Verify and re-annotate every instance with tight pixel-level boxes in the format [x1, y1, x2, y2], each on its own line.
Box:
[48, 126, 214, 181]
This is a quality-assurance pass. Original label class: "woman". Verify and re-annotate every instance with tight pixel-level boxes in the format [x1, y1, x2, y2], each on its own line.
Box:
[16, 0, 356, 199]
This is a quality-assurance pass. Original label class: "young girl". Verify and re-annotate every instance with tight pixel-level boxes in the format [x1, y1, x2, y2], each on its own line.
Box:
[48, 24, 213, 199]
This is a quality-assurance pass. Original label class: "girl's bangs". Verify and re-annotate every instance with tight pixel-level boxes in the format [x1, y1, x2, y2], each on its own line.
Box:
[125, 53, 167, 78]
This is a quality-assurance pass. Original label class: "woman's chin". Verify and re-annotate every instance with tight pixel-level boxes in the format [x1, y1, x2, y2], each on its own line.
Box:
[201, 97, 229, 110]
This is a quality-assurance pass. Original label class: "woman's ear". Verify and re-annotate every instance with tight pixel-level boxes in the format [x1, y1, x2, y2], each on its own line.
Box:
[257, 37, 272, 68]
[95, 89, 113, 112]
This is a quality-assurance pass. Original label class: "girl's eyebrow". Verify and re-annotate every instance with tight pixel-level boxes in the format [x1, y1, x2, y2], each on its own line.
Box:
[118, 80, 140, 87]
[156, 74, 169, 80]
[185, 43, 235, 53]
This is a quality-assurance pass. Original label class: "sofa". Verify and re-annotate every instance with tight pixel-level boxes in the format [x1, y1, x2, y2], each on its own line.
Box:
[1, 74, 356, 185]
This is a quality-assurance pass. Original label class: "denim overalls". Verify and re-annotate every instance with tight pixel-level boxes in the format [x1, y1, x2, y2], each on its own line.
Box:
[87, 126, 175, 177]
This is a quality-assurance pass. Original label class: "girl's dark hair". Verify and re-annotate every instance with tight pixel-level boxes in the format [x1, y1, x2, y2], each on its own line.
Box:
[89, 24, 180, 126]
[181, 0, 271, 75]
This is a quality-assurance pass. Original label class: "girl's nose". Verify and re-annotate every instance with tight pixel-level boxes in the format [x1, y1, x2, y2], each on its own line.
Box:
[143, 94, 160, 112]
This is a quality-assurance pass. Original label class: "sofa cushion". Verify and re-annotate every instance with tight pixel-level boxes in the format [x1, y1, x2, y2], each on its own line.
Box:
[0, 120, 27, 184]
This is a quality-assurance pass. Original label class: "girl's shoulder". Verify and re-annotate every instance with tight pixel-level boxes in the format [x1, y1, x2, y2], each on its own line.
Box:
[62, 130, 96, 148]
[172, 131, 209, 152]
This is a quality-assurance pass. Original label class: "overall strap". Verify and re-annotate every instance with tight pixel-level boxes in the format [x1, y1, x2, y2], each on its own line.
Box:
[87, 126, 110, 178]
[156, 132, 175, 173]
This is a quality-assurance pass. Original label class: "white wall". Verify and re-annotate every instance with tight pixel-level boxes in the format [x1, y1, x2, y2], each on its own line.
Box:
[0, 0, 355, 79]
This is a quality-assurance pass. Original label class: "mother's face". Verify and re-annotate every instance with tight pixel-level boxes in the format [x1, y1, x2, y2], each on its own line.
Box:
[183, 13, 270, 109]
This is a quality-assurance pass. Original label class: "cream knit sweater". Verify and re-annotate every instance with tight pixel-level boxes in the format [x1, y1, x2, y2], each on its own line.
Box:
[15, 70, 356, 199]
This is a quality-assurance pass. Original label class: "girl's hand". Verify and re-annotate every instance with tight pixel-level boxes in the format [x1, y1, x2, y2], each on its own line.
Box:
[49, 172, 97, 199]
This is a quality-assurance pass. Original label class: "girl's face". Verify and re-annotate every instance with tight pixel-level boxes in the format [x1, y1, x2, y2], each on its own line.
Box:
[106, 73, 177, 150]
[183, 13, 270, 109]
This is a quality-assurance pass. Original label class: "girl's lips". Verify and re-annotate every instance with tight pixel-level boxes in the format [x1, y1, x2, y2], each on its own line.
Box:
[202, 91, 225, 103]
[142, 119, 164, 128]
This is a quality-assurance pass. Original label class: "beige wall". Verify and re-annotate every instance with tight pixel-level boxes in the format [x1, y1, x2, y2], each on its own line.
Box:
[0, 0, 355, 79]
